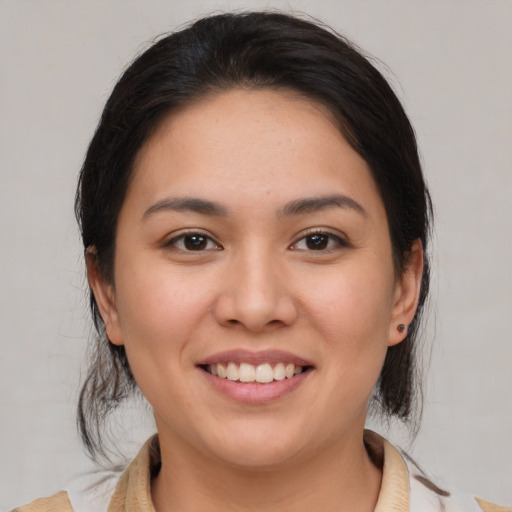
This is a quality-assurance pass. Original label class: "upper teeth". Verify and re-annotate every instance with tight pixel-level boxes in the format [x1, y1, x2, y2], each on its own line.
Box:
[210, 362, 303, 383]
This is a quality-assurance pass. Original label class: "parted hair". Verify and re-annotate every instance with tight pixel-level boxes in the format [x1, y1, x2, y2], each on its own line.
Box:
[75, 11, 432, 460]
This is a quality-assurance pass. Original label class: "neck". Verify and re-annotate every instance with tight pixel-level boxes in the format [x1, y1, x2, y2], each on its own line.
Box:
[151, 430, 382, 512]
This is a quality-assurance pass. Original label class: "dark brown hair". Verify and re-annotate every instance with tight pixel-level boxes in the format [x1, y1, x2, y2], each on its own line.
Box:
[76, 11, 432, 460]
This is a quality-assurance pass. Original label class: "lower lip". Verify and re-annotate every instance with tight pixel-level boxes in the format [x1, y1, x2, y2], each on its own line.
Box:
[200, 368, 312, 404]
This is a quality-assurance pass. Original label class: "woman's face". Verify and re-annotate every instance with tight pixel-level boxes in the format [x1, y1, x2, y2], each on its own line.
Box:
[90, 88, 421, 469]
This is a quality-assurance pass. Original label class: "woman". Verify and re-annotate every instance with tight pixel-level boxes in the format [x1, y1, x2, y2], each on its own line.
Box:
[15, 11, 510, 512]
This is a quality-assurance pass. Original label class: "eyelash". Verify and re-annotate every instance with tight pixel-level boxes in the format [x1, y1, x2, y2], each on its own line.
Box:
[290, 229, 348, 252]
[164, 229, 348, 253]
[164, 231, 222, 252]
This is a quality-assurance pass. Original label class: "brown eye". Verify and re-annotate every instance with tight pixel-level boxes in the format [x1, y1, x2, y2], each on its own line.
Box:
[305, 234, 329, 250]
[291, 231, 347, 251]
[184, 235, 208, 250]
[166, 232, 221, 251]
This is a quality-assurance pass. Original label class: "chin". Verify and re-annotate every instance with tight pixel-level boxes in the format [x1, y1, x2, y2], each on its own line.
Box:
[217, 445, 300, 471]
[204, 424, 308, 470]
[155, 411, 304, 468]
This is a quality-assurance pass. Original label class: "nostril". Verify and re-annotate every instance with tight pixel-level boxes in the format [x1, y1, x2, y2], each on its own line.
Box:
[213, 289, 298, 331]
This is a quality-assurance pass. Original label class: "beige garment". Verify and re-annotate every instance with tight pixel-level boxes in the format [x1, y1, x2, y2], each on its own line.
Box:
[13, 432, 511, 512]
[13, 491, 72, 512]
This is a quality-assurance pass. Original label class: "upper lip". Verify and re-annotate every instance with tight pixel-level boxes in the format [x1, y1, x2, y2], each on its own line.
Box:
[196, 349, 314, 367]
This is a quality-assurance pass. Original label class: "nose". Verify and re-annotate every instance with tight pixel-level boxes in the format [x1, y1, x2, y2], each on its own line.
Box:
[213, 246, 298, 332]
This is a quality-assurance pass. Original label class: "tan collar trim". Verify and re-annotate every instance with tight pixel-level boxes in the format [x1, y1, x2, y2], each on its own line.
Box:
[109, 432, 410, 512]
[107, 436, 157, 512]
[365, 430, 410, 512]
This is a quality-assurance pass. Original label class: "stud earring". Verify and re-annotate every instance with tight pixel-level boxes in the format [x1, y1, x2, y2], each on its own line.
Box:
[397, 324, 406, 332]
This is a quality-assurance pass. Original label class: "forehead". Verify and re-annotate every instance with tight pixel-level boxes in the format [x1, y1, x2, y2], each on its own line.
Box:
[127, 88, 383, 216]
[136, 88, 339, 169]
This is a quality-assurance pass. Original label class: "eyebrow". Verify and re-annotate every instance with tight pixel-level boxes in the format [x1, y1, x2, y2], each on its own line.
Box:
[143, 197, 229, 219]
[279, 194, 366, 217]
[143, 193, 366, 220]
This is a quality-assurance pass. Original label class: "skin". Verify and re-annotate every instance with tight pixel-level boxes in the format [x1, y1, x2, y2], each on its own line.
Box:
[88, 88, 423, 512]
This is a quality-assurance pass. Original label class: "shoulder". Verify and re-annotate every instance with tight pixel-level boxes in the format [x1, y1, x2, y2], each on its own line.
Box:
[475, 498, 512, 512]
[11, 436, 158, 512]
[11, 490, 73, 512]
[365, 430, 511, 512]
[12, 471, 118, 512]
[399, 448, 512, 512]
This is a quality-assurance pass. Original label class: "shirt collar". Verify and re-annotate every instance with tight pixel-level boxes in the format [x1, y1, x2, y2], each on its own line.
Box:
[107, 430, 410, 512]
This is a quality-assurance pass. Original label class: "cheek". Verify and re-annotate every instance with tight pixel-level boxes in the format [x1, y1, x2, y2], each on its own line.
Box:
[112, 264, 216, 414]
[302, 263, 395, 340]
[113, 259, 217, 355]
[296, 259, 396, 401]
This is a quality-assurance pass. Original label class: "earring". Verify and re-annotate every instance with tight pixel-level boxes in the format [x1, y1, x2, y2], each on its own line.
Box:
[397, 324, 406, 332]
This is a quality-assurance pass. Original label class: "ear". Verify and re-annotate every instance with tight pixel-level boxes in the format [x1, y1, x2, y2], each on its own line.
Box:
[85, 248, 124, 346]
[388, 239, 424, 347]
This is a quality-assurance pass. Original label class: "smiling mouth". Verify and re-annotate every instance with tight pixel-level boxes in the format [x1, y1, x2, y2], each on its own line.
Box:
[200, 362, 313, 384]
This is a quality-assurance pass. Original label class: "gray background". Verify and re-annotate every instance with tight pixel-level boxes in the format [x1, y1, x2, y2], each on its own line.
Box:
[1, 0, 511, 509]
